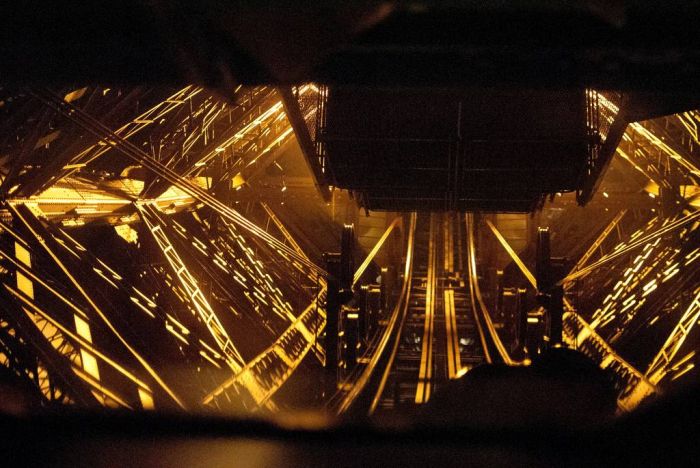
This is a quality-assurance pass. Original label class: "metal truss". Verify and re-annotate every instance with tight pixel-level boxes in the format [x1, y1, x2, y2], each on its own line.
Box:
[564, 203, 700, 408]
[260, 202, 308, 261]
[644, 286, 700, 385]
[29, 87, 326, 277]
[0, 81, 334, 415]
[10, 86, 204, 198]
[0, 302, 87, 407]
[278, 85, 330, 200]
[570, 209, 628, 274]
[562, 311, 656, 412]
[202, 290, 326, 410]
[137, 202, 245, 373]
[142, 86, 282, 198]
[598, 93, 700, 190]
[7, 203, 187, 409]
[0, 220, 130, 407]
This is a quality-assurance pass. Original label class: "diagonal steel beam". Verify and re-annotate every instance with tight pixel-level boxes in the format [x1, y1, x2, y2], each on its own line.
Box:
[644, 288, 700, 385]
[29, 87, 328, 277]
[18, 87, 198, 197]
[279, 86, 330, 201]
[136, 202, 245, 372]
[260, 201, 309, 261]
[0, 285, 100, 406]
[485, 218, 537, 288]
[353, 216, 401, 287]
[202, 285, 327, 409]
[563, 210, 700, 284]
[8, 202, 187, 409]
[570, 209, 628, 274]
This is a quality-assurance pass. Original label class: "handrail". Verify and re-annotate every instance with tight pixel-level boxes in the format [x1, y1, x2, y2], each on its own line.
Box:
[326, 213, 416, 415]
[466, 214, 517, 365]
[367, 213, 417, 415]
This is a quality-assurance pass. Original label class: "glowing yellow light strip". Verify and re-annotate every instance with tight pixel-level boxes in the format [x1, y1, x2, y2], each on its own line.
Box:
[416, 214, 437, 404]
[353, 216, 401, 287]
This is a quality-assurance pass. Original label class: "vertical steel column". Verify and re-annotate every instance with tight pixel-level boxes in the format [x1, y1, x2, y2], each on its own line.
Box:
[323, 253, 341, 396]
[536, 228, 565, 347]
[517, 288, 528, 354]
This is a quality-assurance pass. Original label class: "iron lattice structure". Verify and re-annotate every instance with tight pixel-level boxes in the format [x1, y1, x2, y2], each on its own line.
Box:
[0, 84, 329, 412]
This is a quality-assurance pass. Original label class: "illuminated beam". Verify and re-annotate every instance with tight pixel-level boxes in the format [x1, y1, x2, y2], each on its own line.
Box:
[416, 214, 437, 403]
[629, 120, 700, 177]
[444, 288, 460, 379]
[467, 214, 515, 365]
[335, 213, 416, 415]
[599, 93, 700, 178]
[157, 87, 301, 199]
[136, 203, 245, 372]
[141, 97, 229, 199]
[202, 286, 327, 409]
[444, 214, 460, 378]
[209, 88, 320, 193]
[5, 285, 153, 391]
[485, 218, 537, 288]
[0, 241, 92, 320]
[577, 96, 629, 204]
[352, 216, 401, 287]
[616, 147, 664, 188]
[213, 133, 296, 194]
[260, 201, 312, 264]
[564, 209, 700, 283]
[1, 236, 94, 404]
[644, 289, 700, 385]
[260, 202, 306, 258]
[676, 111, 700, 145]
[8, 203, 187, 409]
[0, 287, 99, 406]
[570, 209, 628, 274]
[29, 87, 327, 277]
[563, 310, 656, 411]
[483, 217, 579, 339]
[278, 86, 330, 201]
[179, 88, 280, 180]
[19, 87, 201, 197]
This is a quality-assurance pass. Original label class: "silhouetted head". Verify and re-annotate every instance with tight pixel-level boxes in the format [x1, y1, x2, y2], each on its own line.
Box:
[418, 348, 617, 429]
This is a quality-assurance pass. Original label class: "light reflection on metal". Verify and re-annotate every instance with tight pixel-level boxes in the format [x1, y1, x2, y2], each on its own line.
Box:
[443, 214, 460, 379]
[16, 86, 204, 198]
[2, 240, 121, 406]
[598, 91, 700, 178]
[30, 86, 326, 277]
[444, 289, 460, 379]
[564, 210, 700, 283]
[5, 285, 152, 391]
[260, 202, 309, 263]
[362, 213, 417, 415]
